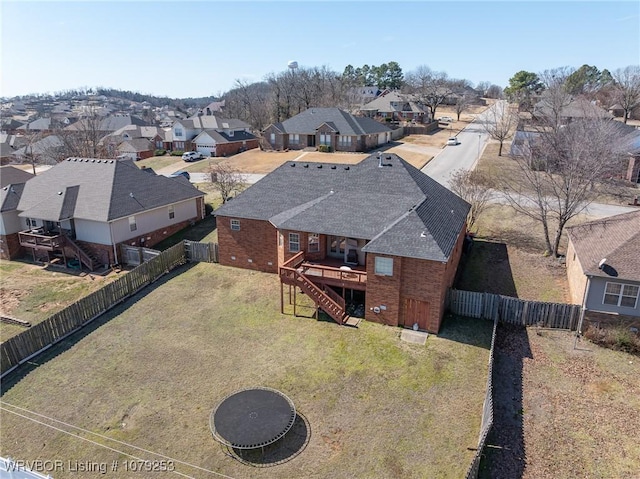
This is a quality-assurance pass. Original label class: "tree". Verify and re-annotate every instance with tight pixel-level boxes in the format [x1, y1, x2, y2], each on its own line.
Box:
[208, 162, 244, 204]
[564, 64, 613, 96]
[502, 110, 633, 256]
[404, 66, 456, 121]
[611, 65, 640, 124]
[449, 169, 494, 231]
[485, 84, 503, 99]
[482, 101, 518, 156]
[504, 71, 544, 109]
[454, 92, 473, 121]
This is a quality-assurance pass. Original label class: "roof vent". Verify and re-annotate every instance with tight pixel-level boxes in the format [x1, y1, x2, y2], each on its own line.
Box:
[303, 164, 309, 168]
[129, 192, 134, 198]
[109, 160, 114, 164]
[290, 163, 296, 167]
[91, 159, 96, 162]
[420, 231, 427, 238]
[344, 166, 350, 170]
[97, 160, 102, 163]
[317, 164, 322, 168]
[331, 165, 336, 169]
[57, 191, 63, 195]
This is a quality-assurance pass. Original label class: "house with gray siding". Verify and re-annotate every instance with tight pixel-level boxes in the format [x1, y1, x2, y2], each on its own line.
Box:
[15, 158, 205, 269]
[0, 166, 35, 259]
[566, 211, 640, 325]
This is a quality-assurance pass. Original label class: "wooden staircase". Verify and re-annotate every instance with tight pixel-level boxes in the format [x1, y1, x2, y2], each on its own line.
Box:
[280, 252, 348, 325]
[61, 234, 100, 272]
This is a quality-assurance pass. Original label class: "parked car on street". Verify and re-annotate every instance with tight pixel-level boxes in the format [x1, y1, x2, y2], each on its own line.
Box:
[169, 171, 191, 180]
[182, 151, 203, 162]
[446, 137, 460, 146]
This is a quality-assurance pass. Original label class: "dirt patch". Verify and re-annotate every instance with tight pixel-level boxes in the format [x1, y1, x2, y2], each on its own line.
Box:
[0, 289, 26, 316]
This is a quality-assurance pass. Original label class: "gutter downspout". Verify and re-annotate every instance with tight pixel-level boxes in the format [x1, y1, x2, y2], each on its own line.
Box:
[574, 274, 592, 349]
[109, 221, 118, 267]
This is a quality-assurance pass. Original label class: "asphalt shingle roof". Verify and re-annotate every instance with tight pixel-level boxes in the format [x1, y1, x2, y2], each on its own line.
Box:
[215, 153, 470, 261]
[18, 158, 203, 222]
[1, 166, 35, 188]
[273, 108, 391, 135]
[567, 210, 640, 282]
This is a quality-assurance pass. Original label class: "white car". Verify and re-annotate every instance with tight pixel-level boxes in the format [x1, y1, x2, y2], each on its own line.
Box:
[438, 116, 454, 123]
[182, 151, 203, 162]
[446, 137, 460, 146]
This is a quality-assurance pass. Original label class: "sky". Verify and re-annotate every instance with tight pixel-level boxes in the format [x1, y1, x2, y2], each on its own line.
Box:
[1, 1, 639, 99]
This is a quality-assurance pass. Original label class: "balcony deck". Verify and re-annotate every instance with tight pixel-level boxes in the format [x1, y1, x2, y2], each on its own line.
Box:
[18, 230, 63, 251]
[299, 258, 367, 291]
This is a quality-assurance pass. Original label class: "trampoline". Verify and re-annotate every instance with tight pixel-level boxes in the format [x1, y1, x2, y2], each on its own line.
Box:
[210, 388, 296, 450]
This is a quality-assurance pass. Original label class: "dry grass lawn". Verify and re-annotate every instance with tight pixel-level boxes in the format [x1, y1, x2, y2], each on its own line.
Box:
[0, 261, 118, 342]
[483, 326, 640, 479]
[1, 263, 492, 479]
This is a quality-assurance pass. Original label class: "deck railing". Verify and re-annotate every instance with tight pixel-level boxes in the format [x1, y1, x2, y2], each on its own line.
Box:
[300, 263, 367, 285]
[18, 230, 62, 249]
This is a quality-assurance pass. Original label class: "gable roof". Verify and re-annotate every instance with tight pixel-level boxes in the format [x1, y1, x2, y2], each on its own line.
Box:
[215, 153, 469, 261]
[175, 115, 250, 131]
[567, 210, 640, 282]
[17, 157, 204, 223]
[271, 108, 391, 136]
[1, 166, 34, 213]
[193, 129, 257, 144]
[117, 138, 154, 152]
[360, 90, 427, 114]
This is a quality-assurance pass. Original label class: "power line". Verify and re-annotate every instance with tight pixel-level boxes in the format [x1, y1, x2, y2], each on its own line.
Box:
[0, 403, 237, 479]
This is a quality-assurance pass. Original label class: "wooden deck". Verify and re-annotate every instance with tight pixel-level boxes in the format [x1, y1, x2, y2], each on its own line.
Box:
[299, 259, 367, 291]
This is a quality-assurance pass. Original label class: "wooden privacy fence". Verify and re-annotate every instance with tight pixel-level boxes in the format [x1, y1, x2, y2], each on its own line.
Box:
[0, 242, 186, 377]
[448, 289, 581, 330]
[184, 240, 218, 263]
[465, 316, 498, 479]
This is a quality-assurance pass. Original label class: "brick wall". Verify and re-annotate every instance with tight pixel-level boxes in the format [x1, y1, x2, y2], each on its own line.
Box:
[626, 155, 640, 183]
[278, 230, 327, 265]
[399, 257, 446, 332]
[365, 254, 402, 327]
[214, 139, 260, 157]
[0, 233, 23, 260]
[565, 238, 588, 305]
[217, 216, 278, 273]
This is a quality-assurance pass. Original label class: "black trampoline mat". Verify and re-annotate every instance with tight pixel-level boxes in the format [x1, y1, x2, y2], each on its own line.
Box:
[212, 388, 296, 449]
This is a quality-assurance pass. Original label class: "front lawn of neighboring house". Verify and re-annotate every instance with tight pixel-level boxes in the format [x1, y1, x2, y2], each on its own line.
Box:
[0, 263, 493, 479]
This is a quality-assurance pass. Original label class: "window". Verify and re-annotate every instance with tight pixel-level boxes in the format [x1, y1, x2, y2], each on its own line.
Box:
[603, 282, 639, 308]
[270, 133, 276, 144]
[374, 257, 393, 276]
[289, 134, 299, 144]
[129, 216, 137, 232]
[338, 135, 351, 146]
[230, 219, 240, 231]
[308, 233, 319, 253]
[168, 205, 175, 219]
[289, 233, 300, 252]
[175, 128, 183, 137]
[320, 133, 331, 146]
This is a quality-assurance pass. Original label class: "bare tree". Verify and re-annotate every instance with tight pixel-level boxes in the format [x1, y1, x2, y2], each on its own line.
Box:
[22, 129, 44, 175]
[482, 101, 518, 156]
[404, 66, 456, 121]
[208, 162, 244, 203]
[58, 107, 106, 157]
[612, 65, 640, 124]
[502, 113, 633, 256]
[449, 169, 494, 232]
[454, 92, 471, 121]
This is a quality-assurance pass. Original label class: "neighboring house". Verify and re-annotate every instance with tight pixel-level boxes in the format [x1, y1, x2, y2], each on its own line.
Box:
[192, 100, 226, 116]
[0, 166, 35, 259]
[192, 129, 259, 157]
[171, 115, 254, 153]
[214, 153, 470, 333]
[566, 211, 640, 325]
[532, 96, 612, 124]
[263, 107, 392, 152]
[359, 90, 430, 123]
[0, 143, 16, 164]
[16, 157, 205, 269]
[116, 138, 155, 160]
[509, 130, 541, 157]
[12, 135, 65, 164]
[65, 113, 148, 134]
[609, 103, 640, 121]
[153, 129, 173, 151]
[16, 117, 53, 132]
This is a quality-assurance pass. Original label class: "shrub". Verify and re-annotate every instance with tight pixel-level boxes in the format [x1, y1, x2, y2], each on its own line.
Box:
[154, 149, 166, 156]
[170, 150, 184, 157]
[583, 324, 640, 355]
[318, 145, 332, 153]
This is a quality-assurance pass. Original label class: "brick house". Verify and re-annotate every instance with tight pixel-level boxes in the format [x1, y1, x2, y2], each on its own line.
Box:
[192, 129, 259, 158]
[566, 211, 640, 326]
[15, 157, 205, 270]
[214, 153, 470, 333]
[171, 115, 255, 154]
[262, 107, 392, 152]
[359, 90, 430, 123]
[0, 166, 35, 259]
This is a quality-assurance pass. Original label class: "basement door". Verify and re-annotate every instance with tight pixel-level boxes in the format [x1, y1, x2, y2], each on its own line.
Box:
[403, 298, 430, 331]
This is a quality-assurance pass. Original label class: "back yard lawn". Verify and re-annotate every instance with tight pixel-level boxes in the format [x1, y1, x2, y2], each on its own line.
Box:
[1, 263, 492, 479]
